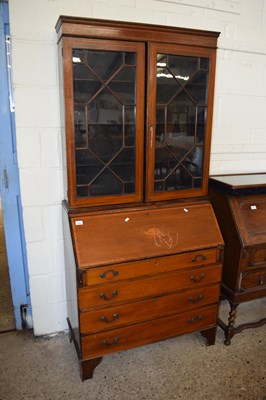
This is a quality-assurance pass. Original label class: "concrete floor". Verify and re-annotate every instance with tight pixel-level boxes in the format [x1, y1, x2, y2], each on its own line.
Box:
[0, 300, 265, 400]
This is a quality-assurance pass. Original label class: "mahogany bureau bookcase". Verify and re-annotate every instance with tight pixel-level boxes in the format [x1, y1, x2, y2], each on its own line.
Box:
[56, 16, 224, 380]
[209, 174, 266, 345]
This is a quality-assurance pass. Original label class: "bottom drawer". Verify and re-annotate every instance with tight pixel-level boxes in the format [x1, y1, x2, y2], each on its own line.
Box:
[81, 304, 217, 359]
[240, 269, 266, 290]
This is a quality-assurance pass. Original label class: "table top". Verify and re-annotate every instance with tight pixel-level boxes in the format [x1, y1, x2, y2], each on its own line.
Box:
[210, 173, 266, 189]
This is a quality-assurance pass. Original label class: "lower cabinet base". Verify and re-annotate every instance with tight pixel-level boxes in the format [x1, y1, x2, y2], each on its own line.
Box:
[68, 317, 218, 380]
[68, 304, 219, 380]
[218, 297, 266, 346]
[78, 326, 217, 380]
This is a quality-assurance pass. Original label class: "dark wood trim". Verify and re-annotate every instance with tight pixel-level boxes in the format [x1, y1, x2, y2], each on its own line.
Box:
[62, 196, 211, 216]
[80, 357, 103, 380]
[209, 174, 266, 195]
[56, 16, 220, 48]
[200, 326, 217, 346]
[218, 309, 266, 346]
[67, 317, 81, 358]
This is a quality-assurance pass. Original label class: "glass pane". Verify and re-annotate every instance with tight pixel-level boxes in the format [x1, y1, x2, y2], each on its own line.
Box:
[125, 106, 135, 146]
[165, 168, 181, 191]
[155, 147, 178, 180]
[73, 49, 86, 63]
[125, 182, 135, 193]
[156, 107, 166, 143]
[87, 90, 123, 163]
[194, 178, 202, 187]
[74, 106, 87, 148]
[109, 66, 136, 105]
[186, 71, 208, 105]
[110, 148, 135, 181]
[168, 55, 198, 83]
[154, 52, 209, 193]
[178, 166, 193, 188]
[156, 67, 182, 104]
[87, 89, 121, 125]
[125, 52, 136, 65]
[76, 150, 103, 184]
[189, 146, 204, 177]
[196, 107, 206, 144]
[90, 169, 123, 196]
[200, 58, 209, 70]
[72, 48, 138, 199]
[77, 186, 89, 197]
[167, 93, 196, 138]
[73, 64, 102, 104]
[87, 50, 123, 81]
[88, 125, 122, 163]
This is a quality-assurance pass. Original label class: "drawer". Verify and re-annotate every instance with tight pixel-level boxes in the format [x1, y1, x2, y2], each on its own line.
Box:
[245, 247, 266, 270]
[81, 248, 220, 287]
[240, 269, 266, 291]
[81, 304, 218, 359]
[78, 264, 222, 310]
[79, 284, 220, 334]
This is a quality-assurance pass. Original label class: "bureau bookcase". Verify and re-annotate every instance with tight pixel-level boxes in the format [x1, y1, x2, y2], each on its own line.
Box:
[56, 16, 223, 380]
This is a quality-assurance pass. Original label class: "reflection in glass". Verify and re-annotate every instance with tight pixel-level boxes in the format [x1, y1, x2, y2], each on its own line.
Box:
[186, 71, 208, 105]
[73, 64, 102, 104]
[109, 67, 136, 105]
[74, 106, 87, 148]
[168, 55, 198, 83]
[154, 53, 209, 192]
[72, 48, 137, 197]
[87, 50, 123, 81]
[125, 106, 135, 146]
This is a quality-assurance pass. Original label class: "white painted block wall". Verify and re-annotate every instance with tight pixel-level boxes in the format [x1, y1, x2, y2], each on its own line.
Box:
[8, 0, 266, 335]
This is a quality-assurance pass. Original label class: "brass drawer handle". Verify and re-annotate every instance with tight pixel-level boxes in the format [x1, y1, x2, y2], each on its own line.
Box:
[192, 254, 206, 262]
[99, 291, 118, 301]
[190, 273, 206, 283]
[100, 313, 119, 323]
[100, 269, 119, 279]
[258, 275, 264, 285]
[187, 315, 203, 324]
[188, 294, 204, 304]
[102, 338, 119, 347]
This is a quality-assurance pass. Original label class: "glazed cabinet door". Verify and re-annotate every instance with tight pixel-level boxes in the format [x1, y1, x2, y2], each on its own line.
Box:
[62, 38, 145, 208]
[146, 43, 216, 202]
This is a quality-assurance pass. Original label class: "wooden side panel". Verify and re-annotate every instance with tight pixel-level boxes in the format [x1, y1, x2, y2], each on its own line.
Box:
[62, 206, 80, 348]
[71, 202, 223, 268]
[209, 189, 242, 293]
